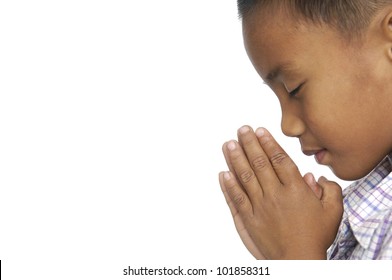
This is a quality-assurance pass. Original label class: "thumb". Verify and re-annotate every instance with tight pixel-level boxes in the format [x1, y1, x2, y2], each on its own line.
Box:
[303, 172, 323, 200]
[318, 176, 343, 215]
[318, 176, 344, 247]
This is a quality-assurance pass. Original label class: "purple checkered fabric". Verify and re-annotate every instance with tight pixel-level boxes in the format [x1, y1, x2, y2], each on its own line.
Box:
[328, 154, 392, 259]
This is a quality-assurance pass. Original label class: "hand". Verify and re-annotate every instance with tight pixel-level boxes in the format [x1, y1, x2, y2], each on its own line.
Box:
[219, 171, 323, 260]
[219, 126, 343, 259]
[219, 171, 266, 259]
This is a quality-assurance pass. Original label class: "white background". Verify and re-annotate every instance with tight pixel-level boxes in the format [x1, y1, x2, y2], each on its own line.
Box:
[0, 1, 367, 279]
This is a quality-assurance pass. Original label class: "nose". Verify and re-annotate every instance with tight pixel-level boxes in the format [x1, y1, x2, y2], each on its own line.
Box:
[280, 106, 306, 138]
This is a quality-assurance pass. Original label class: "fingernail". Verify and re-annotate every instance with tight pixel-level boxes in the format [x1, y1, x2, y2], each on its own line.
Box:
[227, 141, 236, 151]
[224, 172, 231, 180]
[239, 125, 250, 134]
[255, 128, 265, 137]
[318, 176, 328, 183]
[308, 173, 316, 184]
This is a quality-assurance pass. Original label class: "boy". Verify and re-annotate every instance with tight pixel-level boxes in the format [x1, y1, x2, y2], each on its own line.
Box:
[219, 0, 392, 259]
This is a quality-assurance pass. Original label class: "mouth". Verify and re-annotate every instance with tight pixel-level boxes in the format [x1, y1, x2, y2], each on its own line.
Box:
[302, 149, 327, 164]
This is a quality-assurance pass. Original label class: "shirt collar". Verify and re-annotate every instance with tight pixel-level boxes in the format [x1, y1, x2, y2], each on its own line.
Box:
[343, 153, 392, 249]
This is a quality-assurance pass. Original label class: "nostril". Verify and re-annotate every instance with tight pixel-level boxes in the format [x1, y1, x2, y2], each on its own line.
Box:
[281, 113, 305, 138]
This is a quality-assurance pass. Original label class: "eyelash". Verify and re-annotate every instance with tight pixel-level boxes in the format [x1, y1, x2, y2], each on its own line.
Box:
[288, 84, 302, 97]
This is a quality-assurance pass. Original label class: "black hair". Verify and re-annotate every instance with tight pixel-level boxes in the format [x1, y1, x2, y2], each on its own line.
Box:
[237, 0, 391, 38]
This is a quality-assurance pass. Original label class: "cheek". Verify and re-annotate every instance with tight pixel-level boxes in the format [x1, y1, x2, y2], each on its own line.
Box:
[302, 79, 359, 138]
[301, 95, 337, 136]
[301, 95, 358, 154]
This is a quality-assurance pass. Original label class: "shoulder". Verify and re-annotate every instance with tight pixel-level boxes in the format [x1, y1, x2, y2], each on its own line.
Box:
[344, 169, 392, 259]
[351, 204, 392, 259]
[371, 209, 392, 259]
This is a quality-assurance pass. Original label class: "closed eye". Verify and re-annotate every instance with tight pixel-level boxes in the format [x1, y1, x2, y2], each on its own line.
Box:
[289, 84, 303, 97]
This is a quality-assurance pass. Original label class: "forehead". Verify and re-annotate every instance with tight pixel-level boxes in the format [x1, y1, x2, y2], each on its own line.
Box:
[242, 16, 308, 80]
[241, 11, 349, 81]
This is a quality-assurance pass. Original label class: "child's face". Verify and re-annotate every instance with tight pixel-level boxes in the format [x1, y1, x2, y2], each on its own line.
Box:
[243, 11, 392, 180]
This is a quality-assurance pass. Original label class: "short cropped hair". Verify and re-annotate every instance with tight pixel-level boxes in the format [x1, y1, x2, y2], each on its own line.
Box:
[237, 0, 392, 38]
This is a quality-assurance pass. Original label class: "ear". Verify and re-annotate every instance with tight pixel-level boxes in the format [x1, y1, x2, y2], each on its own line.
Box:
[381, 10, 392, 60]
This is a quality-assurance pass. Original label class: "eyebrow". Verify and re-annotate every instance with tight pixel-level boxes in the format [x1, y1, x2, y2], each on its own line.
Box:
[264, 63, 297, 84]
[266, 66, 281, 81]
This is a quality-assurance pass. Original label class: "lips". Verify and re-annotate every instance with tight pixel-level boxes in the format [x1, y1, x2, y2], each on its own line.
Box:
[302, 148, 327, 164]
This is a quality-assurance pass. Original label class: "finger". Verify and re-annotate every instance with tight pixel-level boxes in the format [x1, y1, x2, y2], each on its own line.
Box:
[221, 171, 253, 216]
[256, 128, 302, 186]
[224, 140, 264, 202]
[237, 125, 281, 192]
[219, 172, 240, 217]
[318, 177, 343, 212]
[219, 173, 266, 260]
[222, 142, 240, 183]
[303, 172, 323, 200]
[223, 142, 251, 199]
[317, 177, 344, 238]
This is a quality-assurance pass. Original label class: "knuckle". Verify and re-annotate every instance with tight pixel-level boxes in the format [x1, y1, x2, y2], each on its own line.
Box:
[225, 179, 236, 190]
[232, 193, 247, 207]
[252, 155, 268, 170]
[270, 151, 288, 166]
[229, 150, 242, 161]
[239, 169, 254, 183]
[225, 182, 248, 208]
[239, 135, 253, 146]
[258, 135, 272, 145]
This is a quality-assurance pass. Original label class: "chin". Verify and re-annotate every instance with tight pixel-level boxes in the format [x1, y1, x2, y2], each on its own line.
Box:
[328, 165, 372, 181]
[326, 153, 389, 181]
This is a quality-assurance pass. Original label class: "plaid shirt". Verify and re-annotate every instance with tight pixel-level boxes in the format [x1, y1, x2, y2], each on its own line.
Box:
[328, 154, 392, 259]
